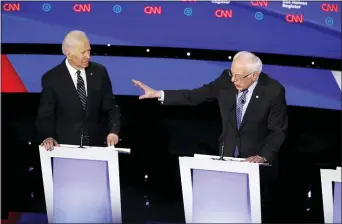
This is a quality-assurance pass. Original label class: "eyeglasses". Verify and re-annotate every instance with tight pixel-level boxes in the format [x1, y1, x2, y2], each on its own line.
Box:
[228, 70, 256, 81]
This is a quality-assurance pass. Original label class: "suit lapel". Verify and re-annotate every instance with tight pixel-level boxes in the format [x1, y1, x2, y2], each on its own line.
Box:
[85, 63, 95, 114]
[239, 78, 265, 130]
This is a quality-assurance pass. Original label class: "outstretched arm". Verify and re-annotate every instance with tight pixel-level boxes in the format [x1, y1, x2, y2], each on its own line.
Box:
[133, 70, 230, 106]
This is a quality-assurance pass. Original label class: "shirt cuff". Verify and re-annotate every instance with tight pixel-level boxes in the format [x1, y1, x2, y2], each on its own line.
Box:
[158, 90, 165, 102]
[257, 155, 267, 162]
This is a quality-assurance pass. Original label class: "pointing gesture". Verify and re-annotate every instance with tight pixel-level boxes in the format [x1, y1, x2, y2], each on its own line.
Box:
[132, 79, 161, 99]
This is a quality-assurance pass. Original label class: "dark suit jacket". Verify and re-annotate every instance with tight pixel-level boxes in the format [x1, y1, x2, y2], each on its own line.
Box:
[36, 60, 120, 146]
[163, 70, 288, 163]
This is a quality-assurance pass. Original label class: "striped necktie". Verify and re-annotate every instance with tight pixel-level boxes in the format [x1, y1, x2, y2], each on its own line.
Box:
[76, 70, 89, 145]
[76, 70, 87, 110]
[234, 89, 248, 157]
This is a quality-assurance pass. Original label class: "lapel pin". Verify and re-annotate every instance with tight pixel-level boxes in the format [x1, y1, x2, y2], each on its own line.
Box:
[90, 73, 93, 76]
[256, 95, 259, 99]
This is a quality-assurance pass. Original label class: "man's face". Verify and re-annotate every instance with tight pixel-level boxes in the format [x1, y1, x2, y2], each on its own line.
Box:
[230, 60, 258, 91]
[67, 38, 91, 69]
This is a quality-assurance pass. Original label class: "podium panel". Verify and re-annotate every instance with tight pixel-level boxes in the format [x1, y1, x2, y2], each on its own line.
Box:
[53, 158, 111, 223]
[333, 182, 341, 223]
[320, 167, 341, 224]
[179, 155, 263, 223]
[192, 170, 251, 223]
[39, 145, 130, 223]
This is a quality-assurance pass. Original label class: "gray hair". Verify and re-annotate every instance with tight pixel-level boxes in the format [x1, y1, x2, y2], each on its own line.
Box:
[233, 51, 263, 74]
[62, 30, 88, 55]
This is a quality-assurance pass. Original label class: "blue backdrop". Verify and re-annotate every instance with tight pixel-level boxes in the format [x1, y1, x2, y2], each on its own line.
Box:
[2, 1, 341, 59]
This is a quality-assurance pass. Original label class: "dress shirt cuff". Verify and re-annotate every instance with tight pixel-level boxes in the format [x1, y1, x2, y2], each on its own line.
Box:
[260, 156, 267, 163]
[257, 155, 267, 163]
[158, 90, 165, 102]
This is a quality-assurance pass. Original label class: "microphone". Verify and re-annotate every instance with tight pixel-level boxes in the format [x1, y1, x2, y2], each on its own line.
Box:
[241, 99, 246, 104]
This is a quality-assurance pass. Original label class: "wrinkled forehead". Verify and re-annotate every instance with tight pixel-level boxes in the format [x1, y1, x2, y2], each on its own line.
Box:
[71, 38, 91, 53]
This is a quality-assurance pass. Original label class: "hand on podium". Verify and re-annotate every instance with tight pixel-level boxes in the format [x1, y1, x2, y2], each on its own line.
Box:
[107, 133, 119, 146]
[41, 137, 60, 151]
[246, 155, 266, 163]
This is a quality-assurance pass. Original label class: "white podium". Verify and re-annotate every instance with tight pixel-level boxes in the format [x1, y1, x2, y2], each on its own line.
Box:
[320, 167, 341, 223]
[39, 144, 130, 223]
[179, 154, 265, 223]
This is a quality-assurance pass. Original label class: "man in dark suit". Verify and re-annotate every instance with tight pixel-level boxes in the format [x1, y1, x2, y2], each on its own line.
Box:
[132, 51, 288, 164]
[36, 30, 120, 150]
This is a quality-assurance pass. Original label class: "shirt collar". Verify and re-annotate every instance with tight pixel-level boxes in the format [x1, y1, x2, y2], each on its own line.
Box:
[239, 76, 259, 94]
[248, 77, 259, 93]
[65, 59, 81, 76]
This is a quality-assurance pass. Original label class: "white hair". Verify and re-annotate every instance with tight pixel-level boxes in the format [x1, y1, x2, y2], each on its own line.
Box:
[62, 30, 88, 55]
[233, 51, 263, 74]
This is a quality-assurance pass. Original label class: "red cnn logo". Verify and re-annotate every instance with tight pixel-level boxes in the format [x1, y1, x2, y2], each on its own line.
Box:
[321, 3, 339, 12]
[215, 9, 233, 18]
[285, 14, 303, 23]
[250, 0, 268, 7]
[2, 3, 20, 11]
[144, 6, 162, 15]
[73, 4, 91, 13]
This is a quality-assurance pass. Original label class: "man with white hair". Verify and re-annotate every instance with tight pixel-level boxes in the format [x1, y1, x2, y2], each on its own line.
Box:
[36, 30, 120, 150]
[132, 51, 288, 164]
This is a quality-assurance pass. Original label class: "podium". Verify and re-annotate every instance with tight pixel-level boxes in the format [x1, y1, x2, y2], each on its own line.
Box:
[39, 144, 130, 223]
[179, 154, 266, 223]
[320, 167, 341, 223]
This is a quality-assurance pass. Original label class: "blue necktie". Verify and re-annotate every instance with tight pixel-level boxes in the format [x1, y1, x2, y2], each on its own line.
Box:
[234, 89, 248, 157]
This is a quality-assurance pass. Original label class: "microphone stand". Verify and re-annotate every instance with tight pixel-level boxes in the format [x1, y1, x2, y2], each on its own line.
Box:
[212, 141, 225, 161]
[79, 107, 87, 149]
[219, 142, 225, 160]
[79, 128, 85, 148]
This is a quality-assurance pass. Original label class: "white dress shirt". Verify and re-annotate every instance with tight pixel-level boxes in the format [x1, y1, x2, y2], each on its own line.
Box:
[65, 59, 88, 95]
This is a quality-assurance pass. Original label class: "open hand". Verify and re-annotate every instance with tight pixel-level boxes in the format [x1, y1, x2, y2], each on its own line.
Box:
[246, 155, 266, 163]
[132, 79, 161, 99]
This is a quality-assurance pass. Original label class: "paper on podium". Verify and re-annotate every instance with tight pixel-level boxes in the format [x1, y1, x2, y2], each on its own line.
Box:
[59, 144, 131, 154]
[194, 154, 270, 166]
[194, 153, 245, 162]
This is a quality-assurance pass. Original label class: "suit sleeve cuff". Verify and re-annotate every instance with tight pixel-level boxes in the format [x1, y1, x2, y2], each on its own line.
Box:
[109, 127, 120, 136]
